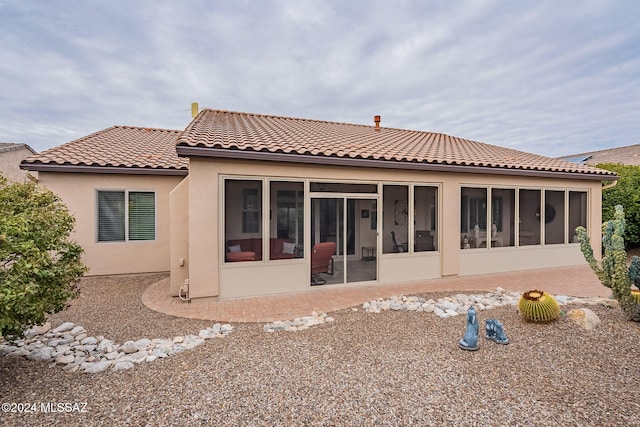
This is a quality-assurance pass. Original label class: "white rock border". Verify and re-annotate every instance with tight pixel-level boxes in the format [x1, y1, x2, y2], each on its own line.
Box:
[361, 287, 613, 318]
[0, 322, 233, 374]
[263, 311, 334, 332]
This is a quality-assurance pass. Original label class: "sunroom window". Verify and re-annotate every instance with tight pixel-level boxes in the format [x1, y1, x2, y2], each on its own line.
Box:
[568, 191, 588, 242]
[414, 186, 438, 251]
[544, 190, 565, 245]
[270, 181, 304, 260]
[225, 179, 262, 262]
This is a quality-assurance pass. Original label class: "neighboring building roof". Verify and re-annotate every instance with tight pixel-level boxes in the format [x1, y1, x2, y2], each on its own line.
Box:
[176, 109, 616, 181]
[0, 142, 36, 155]
[558, 143, 640, 166]
[22, 126, 188, 175]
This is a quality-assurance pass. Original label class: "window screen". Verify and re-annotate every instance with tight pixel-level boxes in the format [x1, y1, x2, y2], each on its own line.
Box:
[128, 192, 155, 240]
[98, 191, 125, 242]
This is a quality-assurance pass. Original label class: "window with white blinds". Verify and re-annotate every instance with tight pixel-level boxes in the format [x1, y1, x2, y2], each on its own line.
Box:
[97, 190, 155, 242]
[128, 192, 155, 240]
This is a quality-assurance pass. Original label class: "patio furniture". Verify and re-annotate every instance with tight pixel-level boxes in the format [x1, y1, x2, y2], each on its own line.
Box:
[311, 242, 336, 285]
[390, 231, 408, 253]
[226, 251, 256, 262]
[361, 246, 376, 261]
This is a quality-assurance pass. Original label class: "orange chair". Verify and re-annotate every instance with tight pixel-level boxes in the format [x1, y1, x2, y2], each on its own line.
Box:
[311, 242, 336, 285]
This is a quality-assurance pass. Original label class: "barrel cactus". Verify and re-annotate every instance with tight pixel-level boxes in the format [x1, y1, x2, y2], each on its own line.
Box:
[518, 290, 560, 323]
[577, 204, 640, 322]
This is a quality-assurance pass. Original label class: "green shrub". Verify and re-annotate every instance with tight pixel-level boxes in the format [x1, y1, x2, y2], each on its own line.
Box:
[598, 163, 640, 248]
[0, 175, 87, 338]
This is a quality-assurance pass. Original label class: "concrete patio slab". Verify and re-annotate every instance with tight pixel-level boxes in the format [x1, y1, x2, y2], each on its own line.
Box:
[141, 265, 610, 323]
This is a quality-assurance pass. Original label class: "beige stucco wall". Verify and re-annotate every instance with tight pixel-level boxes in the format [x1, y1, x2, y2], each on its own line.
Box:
[169, 176, 189, 295]
[36, 171, 183, 275]
[184, 157, 603, 299]
[0, 147, 34, 182]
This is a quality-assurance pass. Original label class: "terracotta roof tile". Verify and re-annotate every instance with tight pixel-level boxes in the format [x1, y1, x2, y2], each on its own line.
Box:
[23, 126, 187, 172]
[177, 109, 615, 178]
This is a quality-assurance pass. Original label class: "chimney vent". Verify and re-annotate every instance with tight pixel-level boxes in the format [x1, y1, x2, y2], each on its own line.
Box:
[191, 102, 199, 118]
[374, 115, 381, 131]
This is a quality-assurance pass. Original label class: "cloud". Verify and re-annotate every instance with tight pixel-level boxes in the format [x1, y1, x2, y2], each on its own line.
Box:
[0, 0, 639, 157]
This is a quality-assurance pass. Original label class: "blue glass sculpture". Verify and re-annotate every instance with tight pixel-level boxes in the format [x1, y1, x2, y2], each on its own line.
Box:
[485, 318, 509, 345]
[459, 306, 479, 351]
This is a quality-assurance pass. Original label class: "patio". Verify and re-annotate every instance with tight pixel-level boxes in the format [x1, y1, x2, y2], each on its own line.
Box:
[142, 264, 610, 323]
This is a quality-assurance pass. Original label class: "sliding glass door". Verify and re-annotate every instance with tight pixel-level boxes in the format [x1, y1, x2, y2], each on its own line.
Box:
[311, 197, 377, 285]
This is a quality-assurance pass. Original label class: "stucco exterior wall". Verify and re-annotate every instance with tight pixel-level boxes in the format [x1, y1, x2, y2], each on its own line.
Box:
[184, 157, 603, 299]
[169, 176, 189, 295]
[36, 172, 183, 275]
[0, 147, 34, 182]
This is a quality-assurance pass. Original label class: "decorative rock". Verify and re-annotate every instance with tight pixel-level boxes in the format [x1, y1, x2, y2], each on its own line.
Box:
[76, 344, 97, 353]
[47, 338, 62, 347]
[56, 354, 75, 365]
[27, 347, 53, 362]
[568, 308, 601, 330]
[120, 341, 138, 354]
[75, 333, 88, 342]
[55, 345, 72, 354]
[113, 361, 134, 371]
[433, 308, 447, 318]
[81, 336, 98, 345]
[57, 336, 76, 345]
[438, 300, 461, 312]
[69, 326, 86, 336]
[52, 322, 75, 334]
[97, 339, 114, 353]
[152, 339, 173, 352]
[134, 338, 151, 350]
[0, 345, 18, 357]
[63, 363, 79, 373]
[183, 335, 205, 350]
[83, 360, 112, 373]
[24, 322, 52, 339]
[199, 330, 218, 339]
[151, 349, 169, 359]
[105, 351, 121, 360]
[263, 314, 329, 333]
[122, 351, 148, 364]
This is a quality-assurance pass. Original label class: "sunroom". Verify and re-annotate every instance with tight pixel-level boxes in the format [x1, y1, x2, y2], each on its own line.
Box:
[221, 177, 440, 289]
[171, 109, 615, 299]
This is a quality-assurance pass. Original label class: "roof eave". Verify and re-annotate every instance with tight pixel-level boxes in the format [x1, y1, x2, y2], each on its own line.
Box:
[176, 146, 617, 182]
[20, 162, 188, 176]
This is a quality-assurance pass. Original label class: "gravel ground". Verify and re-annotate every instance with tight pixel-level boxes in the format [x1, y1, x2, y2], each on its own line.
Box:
[1, 273, 640, 426]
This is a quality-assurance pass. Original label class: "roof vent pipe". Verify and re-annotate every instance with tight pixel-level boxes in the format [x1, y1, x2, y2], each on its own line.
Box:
[374, 115, 381, 131]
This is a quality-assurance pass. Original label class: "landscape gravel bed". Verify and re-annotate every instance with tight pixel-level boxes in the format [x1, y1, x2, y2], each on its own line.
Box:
[1, 273, 639, 426]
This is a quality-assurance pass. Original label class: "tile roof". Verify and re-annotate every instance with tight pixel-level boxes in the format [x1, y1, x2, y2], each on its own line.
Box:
[559, 143, 640, 166]
[22, 126, 188, 174]
[177, 109, 616, 179]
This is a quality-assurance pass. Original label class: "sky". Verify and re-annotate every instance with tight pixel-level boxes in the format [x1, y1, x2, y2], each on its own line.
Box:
[1, 0, 639, 157]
